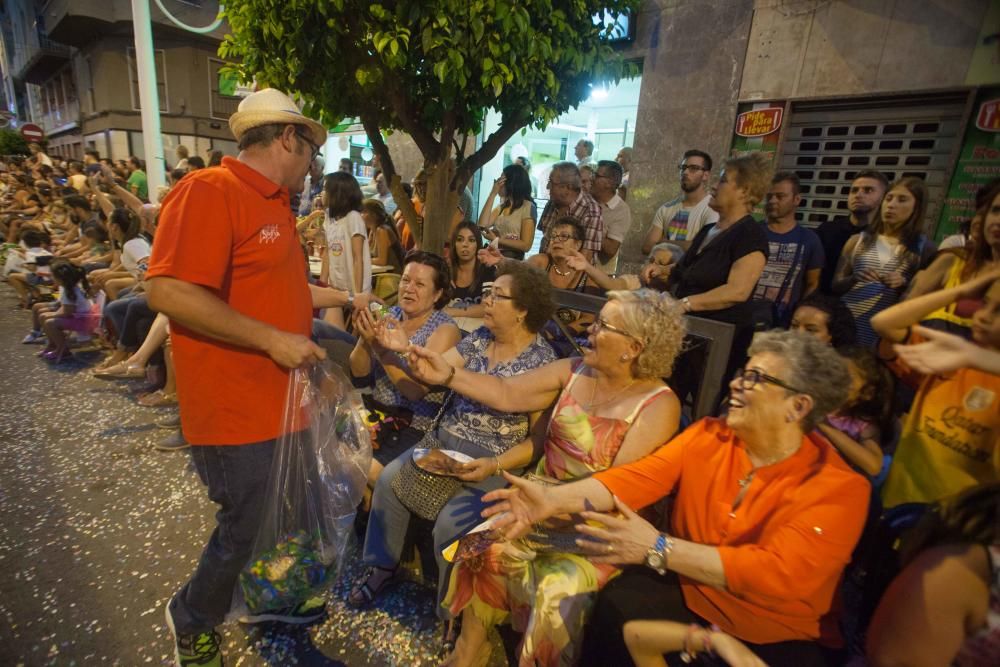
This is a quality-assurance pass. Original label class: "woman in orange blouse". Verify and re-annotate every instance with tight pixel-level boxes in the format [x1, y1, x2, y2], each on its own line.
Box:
[464, 330, 870, 666]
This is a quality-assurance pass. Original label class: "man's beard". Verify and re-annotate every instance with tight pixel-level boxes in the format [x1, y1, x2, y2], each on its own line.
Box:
[680, 180, 699, 194]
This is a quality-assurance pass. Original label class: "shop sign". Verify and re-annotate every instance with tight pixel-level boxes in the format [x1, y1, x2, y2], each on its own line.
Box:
[975, 99, 1000, 132]
[734, 107, 783, 138]
[937, 88, 1000, 240]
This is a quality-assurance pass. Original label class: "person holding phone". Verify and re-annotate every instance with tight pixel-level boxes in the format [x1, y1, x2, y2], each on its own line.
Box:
[478, 164, 536, 260]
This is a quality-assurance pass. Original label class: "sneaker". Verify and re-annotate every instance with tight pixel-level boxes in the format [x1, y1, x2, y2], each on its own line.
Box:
[238, 596, 327, 625]
[155, 413, 182, 430]
[22, 330, 45, 344]
[164, 600, 223, 667]
[155, 430, 189, 452]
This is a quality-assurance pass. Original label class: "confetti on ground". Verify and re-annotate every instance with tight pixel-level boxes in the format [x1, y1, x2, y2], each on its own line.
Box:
[0, 284, 508, 666]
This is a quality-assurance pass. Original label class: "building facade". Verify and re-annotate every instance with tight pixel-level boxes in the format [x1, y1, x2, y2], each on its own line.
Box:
[3, 0, 241, 163]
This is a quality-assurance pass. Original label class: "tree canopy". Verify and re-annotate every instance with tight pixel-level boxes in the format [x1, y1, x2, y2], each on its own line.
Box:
[221, 0, 640, 251]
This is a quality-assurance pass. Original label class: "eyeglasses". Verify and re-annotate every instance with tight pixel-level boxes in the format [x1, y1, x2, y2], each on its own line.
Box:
[548, 232, 579, 242]
[294, 129, 321, 161]
[678, 164, 709, 173]
[594, 316, 641, 342]
[481, 285, 514, 302]
[732, 368, 805, 394]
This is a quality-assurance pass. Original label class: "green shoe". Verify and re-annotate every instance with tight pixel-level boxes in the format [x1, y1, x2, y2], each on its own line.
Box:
[165, 601, 223, 666]
[238, 595, 327, 625]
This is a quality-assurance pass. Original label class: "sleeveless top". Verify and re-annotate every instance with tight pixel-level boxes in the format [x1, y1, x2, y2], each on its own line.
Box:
[371, 306, 456, 432]
[954, 544, 1000, 666]
[924, 256, 982, 331]
[539, 361, 674, 480]
[842, 233, 926, 346]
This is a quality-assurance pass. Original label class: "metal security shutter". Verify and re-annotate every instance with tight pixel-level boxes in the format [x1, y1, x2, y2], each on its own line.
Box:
[779, 92, 969, 231]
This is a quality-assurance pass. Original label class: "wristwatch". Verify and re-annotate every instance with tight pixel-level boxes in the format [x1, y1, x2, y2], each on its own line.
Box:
[645, 533, 674, 575]
[346, 293, 355, 309]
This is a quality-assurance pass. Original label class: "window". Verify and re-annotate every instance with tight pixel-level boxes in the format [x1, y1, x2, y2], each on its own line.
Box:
[208, 58, 241, 120]
[127, 47, 168, 112]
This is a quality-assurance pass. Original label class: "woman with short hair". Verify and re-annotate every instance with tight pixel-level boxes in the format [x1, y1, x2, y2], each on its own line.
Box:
[471, 330, 869, 666]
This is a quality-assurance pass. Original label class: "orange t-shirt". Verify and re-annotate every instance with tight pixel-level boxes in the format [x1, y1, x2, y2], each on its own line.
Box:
[880, 332, 1000, 508]
[147, 157, 312, 445]
[594, 418, 869, 646]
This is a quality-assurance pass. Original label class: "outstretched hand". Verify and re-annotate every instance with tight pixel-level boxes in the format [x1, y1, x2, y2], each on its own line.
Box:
[406, 344, 454, 386]
[894, 325, 982, 375]
[565, 250, 590, 273]
[575, 495, 658, 565]
[375, 316, 409, 352]
[478, 245, 504, 267]
[480, 472, 555, 540]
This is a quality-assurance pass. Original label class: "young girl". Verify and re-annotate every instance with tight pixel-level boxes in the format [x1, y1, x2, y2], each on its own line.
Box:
[872, 269, 1000, 509]
[37, 259, 95, 362]
[833, 177, 937, 345]
[477, 164, 536, 260]
[817, 346, 894, 478]
[322, 172, 371, 327]
[443, 221, 494, 320]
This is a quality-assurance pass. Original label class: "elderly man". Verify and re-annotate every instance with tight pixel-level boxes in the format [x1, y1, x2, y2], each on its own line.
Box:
[537, 161, 604, 260]
[592, 159, 633, 274]
[575, 138, 595, 167]
[149, 88, 373, 667]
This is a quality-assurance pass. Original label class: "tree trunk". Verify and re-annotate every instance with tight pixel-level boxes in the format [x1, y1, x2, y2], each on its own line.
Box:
[421, 158, 459, 254]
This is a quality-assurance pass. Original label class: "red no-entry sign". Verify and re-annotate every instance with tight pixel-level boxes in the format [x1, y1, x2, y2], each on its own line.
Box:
[20, 123, 44, 142]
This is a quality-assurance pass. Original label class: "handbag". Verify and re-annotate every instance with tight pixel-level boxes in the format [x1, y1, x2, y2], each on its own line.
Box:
[389, 392, 463, 521]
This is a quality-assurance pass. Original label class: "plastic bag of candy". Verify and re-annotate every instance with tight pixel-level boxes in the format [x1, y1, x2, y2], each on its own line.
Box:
[236, 360, 372, 615]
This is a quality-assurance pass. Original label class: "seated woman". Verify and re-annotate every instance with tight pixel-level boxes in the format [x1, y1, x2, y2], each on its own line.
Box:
[361, 198, 405, 274]
[564, 242, 685, 292]
[478, 164, 536, 260]
[903, 182, 999, 338]
[867, 482, 999, 666]
[872, 270, 1000, 509]
[350, 251, 462, 480]
[349, 263, 557, 626]
[473, 330, 869, 666]
[406, 289, 685, 667]
[444, 221, 495, 321]
[789, 292, 857, 348]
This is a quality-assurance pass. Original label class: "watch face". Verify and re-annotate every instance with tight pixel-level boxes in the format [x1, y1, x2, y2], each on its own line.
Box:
[646, 550, 665, 569]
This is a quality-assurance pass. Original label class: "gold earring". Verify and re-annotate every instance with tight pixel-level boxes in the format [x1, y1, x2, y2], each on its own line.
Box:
[620, 354, 629, 362]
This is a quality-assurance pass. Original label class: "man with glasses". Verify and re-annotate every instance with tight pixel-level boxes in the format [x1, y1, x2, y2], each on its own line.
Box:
[537, 161, 604, 260]
[642, 149, 718, 253]
[149, 89, 373, 667]
[591, 159, 633, 274]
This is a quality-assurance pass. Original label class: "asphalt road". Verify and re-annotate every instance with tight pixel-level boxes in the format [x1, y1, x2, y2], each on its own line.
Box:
[0, 283, 505, 667]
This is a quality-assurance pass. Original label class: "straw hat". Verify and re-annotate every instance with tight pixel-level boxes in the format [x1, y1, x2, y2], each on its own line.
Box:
[228, 88, 327, 147]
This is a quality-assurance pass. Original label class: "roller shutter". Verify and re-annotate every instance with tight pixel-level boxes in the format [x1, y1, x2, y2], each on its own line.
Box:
[779, 92, 969, 232]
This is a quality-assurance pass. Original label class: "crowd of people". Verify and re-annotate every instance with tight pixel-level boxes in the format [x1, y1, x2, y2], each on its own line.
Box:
[2, 87, 997, 667]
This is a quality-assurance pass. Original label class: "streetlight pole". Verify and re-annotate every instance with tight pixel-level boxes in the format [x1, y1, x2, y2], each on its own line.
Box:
[130, 0, 165, 203]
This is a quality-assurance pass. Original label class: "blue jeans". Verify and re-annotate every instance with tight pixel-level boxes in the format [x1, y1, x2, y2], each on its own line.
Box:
[168, 438, 276, 635]
[363, 430, 511, 619]
[311, 317, 356, 345]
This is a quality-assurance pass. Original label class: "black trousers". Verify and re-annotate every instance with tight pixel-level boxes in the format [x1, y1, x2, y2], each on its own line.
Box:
[580, 567, 829, 667]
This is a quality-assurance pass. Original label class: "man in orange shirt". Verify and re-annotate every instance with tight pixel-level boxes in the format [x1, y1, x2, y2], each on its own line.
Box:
[476, 331, 869, 666]
[148, 89, 374, 667]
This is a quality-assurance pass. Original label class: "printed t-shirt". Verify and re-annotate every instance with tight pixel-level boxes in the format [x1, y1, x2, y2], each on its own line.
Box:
[594, 418, 869, 645]
[880, 332, 1000, 508]
[121, 237, 151, 280]
[147, 156, 312, 445]
[324, 210, 372, 294]
[751, 224, 824, 321]
[650, 194, 718, 243]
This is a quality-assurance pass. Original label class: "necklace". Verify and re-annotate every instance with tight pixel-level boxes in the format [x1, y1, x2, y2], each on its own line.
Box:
[552, 264, 573, 277]
[586, 376, 638, 410]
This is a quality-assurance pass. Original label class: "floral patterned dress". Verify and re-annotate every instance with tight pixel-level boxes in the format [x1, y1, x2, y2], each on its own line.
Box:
[443, 362, 673, 666]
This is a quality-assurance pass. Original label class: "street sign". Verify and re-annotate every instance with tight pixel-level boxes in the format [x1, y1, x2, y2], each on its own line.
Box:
[20, 123, 44, 142]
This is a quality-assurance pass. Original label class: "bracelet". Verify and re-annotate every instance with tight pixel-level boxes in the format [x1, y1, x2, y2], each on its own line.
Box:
[494, 455, 503, 476]
[680, 624, 700, 663]
[443, 364, 456, 386]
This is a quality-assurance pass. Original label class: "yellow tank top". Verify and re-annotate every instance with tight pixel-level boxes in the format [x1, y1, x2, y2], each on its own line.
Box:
[925, 257, 973, 327]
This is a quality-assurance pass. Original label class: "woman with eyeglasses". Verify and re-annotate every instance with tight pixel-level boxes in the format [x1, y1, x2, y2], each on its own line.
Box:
[444, 330, 868, 666]
[404, 289, 684, 667]
[348, 264, 558, 638]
